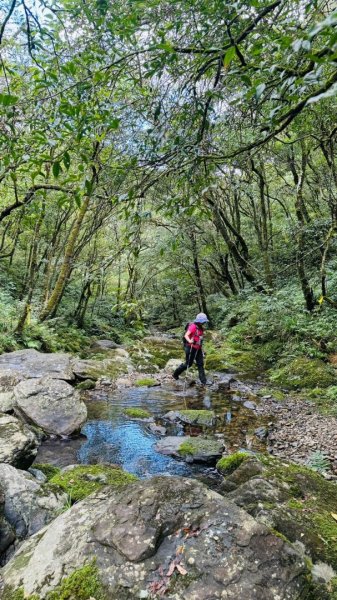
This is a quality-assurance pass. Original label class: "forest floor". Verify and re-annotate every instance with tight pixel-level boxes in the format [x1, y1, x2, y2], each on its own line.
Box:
[255, 393, 337, 476]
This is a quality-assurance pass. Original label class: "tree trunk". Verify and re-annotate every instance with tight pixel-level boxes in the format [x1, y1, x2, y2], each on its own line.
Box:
[39, 195, 91, 321]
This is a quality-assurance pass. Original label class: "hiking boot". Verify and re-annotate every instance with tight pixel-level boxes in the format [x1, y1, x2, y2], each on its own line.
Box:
[172, 373, 179, 381]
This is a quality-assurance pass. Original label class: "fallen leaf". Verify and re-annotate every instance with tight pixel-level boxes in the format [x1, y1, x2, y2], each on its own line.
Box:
[176, 564, 188, 575]
[331, 512, 337, 522]
[167, 561, 176, 577]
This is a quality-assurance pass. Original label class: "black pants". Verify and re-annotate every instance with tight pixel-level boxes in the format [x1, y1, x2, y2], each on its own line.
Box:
[173, 345, 206, 384]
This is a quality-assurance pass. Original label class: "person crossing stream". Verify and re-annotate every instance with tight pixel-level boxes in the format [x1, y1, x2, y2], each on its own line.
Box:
[173, 313, 210, 386]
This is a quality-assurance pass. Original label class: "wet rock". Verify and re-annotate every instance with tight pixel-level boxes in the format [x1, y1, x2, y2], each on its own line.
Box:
[1, 476, 310, 600]
[216, 375, 236, 391]
[164, 409, 215, 427]
[147, 423, 166, 436]
[14, 377, 87, 436]
[0, 350, 74, 387]
[0, 413, 38, 468]
[0, 463, 67, 545]
[155, 435, 223, 463]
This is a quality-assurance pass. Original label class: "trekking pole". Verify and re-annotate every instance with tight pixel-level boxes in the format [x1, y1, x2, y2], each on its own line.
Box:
[183, 346, 191, 409]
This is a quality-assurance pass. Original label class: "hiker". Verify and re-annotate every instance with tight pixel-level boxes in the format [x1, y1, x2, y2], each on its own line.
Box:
[173, 313, 209, 385]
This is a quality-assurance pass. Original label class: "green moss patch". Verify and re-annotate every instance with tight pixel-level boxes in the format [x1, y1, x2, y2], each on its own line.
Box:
[175, 409, 215, 427]
[178, 437, 222, 458]
[33, 463, 61, 481]
[134, 378, 157, 387]
[124, 407, 151, 419]
[251, 454, 337, 569]
[76, 379, 96, 390]
[129, 337, 182, 369]
[46, 563, 106, 600]
[269, 357, 335, 389]
[216, 451, 249, 475]
[50, 465, 137, 502]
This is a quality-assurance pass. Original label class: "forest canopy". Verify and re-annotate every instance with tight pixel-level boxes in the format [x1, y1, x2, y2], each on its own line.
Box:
[1, 0, 337, 352]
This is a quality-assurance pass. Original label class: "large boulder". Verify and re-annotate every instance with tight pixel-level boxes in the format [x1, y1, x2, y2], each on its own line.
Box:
[1, 476, 310, 599]
[0, 463, 67, 542]
[90, 339, 120, 351]
[0, 349, 74, 390]
[0, 414, 38, 468]
[14, 377, 87, 436]
[219, 453, 337, 575]
[72, 351, 133, 381]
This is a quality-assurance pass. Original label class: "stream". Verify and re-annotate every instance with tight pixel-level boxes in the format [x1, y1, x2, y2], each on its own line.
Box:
[34, 377, 269, 483]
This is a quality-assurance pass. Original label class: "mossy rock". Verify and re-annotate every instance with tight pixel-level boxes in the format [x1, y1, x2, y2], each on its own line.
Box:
[222, 453, 337, 571]
[166, 409, 215, 427]
[129, 336, 182, 369]
[50, 465, 137, 502]
[269, 357, 336, 389]
[33, 463, 61, 481]
[76, 379, 96, 390]
[123, 407, 151, 419]
[178, 437, 223, 459]
[216, 451, 249, 475]
[3, 562, 107, 600]
[134, 377, 157, 387]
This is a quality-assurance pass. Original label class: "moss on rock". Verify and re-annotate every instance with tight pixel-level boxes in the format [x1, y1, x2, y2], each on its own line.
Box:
[124, 407, 151, 419]
[178, 437, 222, 458]
[46, 562, 106, 600]
[32, 463, 61, 481]
[175, 409, 215, 427]
[76, 379, 96, 390]
[224, 453, 337, 571]
[129, 337, 182, 370]
[50, 465, 137, 502]
[216, 451, 249, 475]
[134, 377, 157, 387]
[3, 563, 107, 600]
[269, 357, 336, 389]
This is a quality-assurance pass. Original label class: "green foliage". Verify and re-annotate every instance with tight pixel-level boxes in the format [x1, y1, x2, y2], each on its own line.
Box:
[269, 357, 335, 389]
[50, 465, 137, 502]
[216, 452, 249, 475]
[307, 451, 331, 474]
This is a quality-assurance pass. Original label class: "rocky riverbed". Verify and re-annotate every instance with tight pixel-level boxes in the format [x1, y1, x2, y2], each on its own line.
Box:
[1, 339, 337, 598]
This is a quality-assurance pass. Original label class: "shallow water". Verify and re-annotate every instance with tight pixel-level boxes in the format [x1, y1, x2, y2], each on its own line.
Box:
[35, 381, 268, 480]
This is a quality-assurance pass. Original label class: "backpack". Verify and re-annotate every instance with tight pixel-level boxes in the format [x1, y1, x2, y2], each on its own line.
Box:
[182, 322, 190, 346]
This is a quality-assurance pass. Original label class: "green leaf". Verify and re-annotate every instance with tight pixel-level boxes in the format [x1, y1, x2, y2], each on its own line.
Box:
[110, 118, 120, 130]
[85, 179, 93, 195]
[52, 162, 62, 178]
[63, 152, 71, 170]
[255, 83, 266, 100]
[224, 46, 236, 68]
[0, 93, 18, 106]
